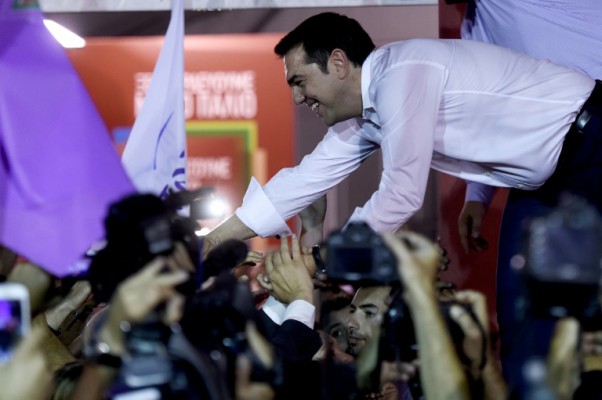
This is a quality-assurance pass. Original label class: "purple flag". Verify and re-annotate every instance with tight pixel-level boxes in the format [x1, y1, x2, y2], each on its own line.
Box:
[0, 0, 134, 277]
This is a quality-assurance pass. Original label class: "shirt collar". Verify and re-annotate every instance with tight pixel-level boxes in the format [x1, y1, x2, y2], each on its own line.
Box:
[361, 51, 380, 127]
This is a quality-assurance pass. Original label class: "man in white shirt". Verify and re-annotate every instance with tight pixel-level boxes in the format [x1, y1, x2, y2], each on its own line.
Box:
[453, 1, 602, 391]
[204, 12, 600, 260]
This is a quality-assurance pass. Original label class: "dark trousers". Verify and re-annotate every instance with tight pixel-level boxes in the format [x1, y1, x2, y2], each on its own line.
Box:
[496, 81, 602, 395]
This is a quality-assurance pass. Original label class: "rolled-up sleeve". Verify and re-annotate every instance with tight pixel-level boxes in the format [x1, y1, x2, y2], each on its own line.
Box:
[235, 177, 291, 238]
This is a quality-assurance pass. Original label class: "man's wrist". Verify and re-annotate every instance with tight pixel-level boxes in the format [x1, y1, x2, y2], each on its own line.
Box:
[403, 284, 437, 310]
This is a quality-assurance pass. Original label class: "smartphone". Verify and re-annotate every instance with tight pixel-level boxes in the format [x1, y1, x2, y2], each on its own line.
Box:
[0, 282, 30, 364]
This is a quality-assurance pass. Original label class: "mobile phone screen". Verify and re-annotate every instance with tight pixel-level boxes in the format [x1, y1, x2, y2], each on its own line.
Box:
[0, 299, 25, 363]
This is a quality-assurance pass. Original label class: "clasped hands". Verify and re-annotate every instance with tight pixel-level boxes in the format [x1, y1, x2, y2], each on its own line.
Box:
[257, 235, 314, 305]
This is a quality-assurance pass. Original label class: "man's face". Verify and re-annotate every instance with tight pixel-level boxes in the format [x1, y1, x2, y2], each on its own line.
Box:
[325, 306, 351, 353]
[345, 286, 390, 357]
[283, 45, 346, 127]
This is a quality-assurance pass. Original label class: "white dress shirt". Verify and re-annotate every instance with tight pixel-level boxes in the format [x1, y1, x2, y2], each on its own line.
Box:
[236, 39, 595, 235]
[461, 0, 602, 204]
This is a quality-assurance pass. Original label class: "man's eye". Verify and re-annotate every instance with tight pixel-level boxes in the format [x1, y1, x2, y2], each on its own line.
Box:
[365, 311, 376, 318]
[330, 329, 343, 338]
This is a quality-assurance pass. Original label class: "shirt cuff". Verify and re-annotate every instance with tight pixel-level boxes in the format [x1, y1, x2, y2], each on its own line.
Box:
[465, 181, 496, 205]
[283, 300, 315, 329]
[235, 177, 292, 238]
[260, 295, 287, 326]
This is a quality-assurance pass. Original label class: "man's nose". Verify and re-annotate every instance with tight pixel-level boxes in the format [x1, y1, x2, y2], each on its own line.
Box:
[346, 314, 358, 330]
[292, 87, 305, 105]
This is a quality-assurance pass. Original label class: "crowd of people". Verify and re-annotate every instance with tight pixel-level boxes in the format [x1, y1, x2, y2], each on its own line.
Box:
[1, 2, 602, 399]
[0, 189, 600, 399]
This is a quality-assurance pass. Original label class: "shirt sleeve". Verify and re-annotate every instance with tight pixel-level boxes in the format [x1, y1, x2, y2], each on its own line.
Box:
[283, 299, 316, 329]
[235, 177, 292, 238]
[351, 63, 446, 232]
[465, 181, 496, 205]
[259, 295, 287, 325]
[236, 119, 378, 238]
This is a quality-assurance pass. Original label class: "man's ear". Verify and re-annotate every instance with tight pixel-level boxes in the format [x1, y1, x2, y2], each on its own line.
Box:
[329, 48, 350, 79]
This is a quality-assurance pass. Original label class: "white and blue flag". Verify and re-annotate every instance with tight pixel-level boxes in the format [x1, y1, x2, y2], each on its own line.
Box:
[122, 0, 186, 198]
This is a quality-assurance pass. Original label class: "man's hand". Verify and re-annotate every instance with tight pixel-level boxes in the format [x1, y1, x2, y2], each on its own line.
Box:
[45, 280, 92, 332]
[382, 231, 440, 300]
[260, 235, 314, 304]
[449, 290, 489, 378]
[100, 252, 190, 354]
[458, 201, 489, 253]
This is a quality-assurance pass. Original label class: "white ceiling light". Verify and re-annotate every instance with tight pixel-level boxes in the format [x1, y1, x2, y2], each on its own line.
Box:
[43, 19, 86, 48]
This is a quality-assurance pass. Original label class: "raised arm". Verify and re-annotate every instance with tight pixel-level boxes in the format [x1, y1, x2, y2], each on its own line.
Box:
[383, 231, 470, 400]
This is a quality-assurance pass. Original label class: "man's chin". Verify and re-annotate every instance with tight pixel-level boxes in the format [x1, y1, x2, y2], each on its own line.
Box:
[347, 342, 365, 357]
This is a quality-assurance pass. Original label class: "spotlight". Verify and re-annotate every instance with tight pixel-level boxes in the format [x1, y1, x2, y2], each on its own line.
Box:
[43, 19, 86, 48]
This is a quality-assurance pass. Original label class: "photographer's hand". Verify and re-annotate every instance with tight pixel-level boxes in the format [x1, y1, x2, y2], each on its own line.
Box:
[383, 231, 440, 300]
[451, 290, 507, 400]
[262, 235, 314, 305]
[382, 232, 470, 400]
[0, 326, 52, 400]
[100, 255, 189, 355]
[449, 291, 488, 376]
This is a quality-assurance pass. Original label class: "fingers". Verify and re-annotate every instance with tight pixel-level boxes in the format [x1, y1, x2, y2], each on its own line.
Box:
[264, 252, 274, 275]
[450, 304, 482, 342]
[244, 251, 264, 265]
[139, 256, 168, 278]
[256, 273, 273, 292]
[382, 233, 412, 266]
[278, 234, 290, 261]
[171, 242, 196, 272]
[458, 218, 470, 254]
[380, 360, 418, 383]
[396, 231, 440, 270]
[458, 201, 490, 253]
[290, 235, 301, 259]
[453, 290, 489, 328]
[153, 269, 190, 288]
[471, 236, 489, 252]
[470, 214, 482, 240]
[163, 294, 185, 325]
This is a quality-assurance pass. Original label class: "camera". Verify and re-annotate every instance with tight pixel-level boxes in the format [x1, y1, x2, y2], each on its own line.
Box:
[90, 198, 278, 400]
[88, 193, 201, 304]
[179, 271, 283, 398]
[326, 222, 398, 285]
[518, 196, 602, 322]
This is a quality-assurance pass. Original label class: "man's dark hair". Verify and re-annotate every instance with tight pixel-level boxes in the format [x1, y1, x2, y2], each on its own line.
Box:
[274, 12, 375, 73]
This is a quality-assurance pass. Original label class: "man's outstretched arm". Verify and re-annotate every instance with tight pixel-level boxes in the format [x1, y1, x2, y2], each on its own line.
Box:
[203, 214, 257, 257]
